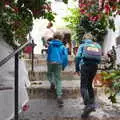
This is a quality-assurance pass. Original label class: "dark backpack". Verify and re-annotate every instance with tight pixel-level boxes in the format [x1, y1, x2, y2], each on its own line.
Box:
[82, 42, 102, 61]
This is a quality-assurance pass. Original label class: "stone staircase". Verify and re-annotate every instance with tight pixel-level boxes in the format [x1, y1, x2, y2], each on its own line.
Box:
[25, 55, 80, 99]
[19, 55, 120, 120]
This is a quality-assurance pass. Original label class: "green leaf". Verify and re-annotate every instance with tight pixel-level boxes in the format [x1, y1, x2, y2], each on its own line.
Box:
[63, 0, 68, 4]
[109, 19, 115, 31]
[108, 94, 117, 103]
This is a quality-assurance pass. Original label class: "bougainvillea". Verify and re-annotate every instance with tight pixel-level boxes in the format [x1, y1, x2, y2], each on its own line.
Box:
[0, 0, 55, 47]
[65, 0, 120, 43]
[78, 0, 120, 32]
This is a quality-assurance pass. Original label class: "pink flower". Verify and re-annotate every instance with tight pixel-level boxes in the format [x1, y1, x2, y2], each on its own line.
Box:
[22, 104, 30, 112]
[112, 6, 116, 11]
[80, 9, 86, 14]
[104, 4, 111, 15]
[89, 15, 99, 22]
[79, 3, 86, 8]
[13, 7, 19, 13]
[99, 0, 103, 9]
[4, 1, 10, 5]
[116, 10, 120, 15]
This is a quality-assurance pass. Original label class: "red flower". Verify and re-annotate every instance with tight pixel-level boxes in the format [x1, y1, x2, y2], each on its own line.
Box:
[109, 0, 117, 2]
[4, 1, 10, 5]
[13, 7, 19, 13]
[116, 10, 120, 15]
[79, 3, 87, 8]
[104, 4, 111, 15]
[87, 2, 93, 6]
[46, 5, 51, 11]
[89, 15, 99, 22]
[86, 13, 91, 17]
[41, 5, 47, 9]
[99, 0, 103, 9]
[22, 104, 30, 112]
[80, 9, 86, 14]
[112, 6, 116, 11]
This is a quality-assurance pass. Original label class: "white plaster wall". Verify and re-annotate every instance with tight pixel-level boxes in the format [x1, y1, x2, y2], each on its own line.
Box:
[31, 18, 48, 54]
[0, 33, 30, 120]
[31, 0, 77, 54]
[103, 15, 120, 54]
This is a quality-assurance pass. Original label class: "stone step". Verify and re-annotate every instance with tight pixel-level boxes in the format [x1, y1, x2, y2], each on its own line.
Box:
[26, 63, 75, 72]
[24, 58, 74, 67]
[28, 71, 80, 81]
[27, 80, 80, 99]
[19, 98, 120, 120]
[24, 54, 74, 59]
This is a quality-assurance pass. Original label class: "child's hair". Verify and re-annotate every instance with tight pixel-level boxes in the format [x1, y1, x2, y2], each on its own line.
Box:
[53, 32, 63, 40]
[47, 37, 53, 42]
[82, 33, 93, 40]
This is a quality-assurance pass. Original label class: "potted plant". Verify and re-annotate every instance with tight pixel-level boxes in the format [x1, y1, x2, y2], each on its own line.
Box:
[100, 69, 120, 103]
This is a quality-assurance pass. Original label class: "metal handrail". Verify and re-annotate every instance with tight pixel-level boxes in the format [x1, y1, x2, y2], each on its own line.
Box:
[0, 39, 34, 120]
[0, 41, 31, 67]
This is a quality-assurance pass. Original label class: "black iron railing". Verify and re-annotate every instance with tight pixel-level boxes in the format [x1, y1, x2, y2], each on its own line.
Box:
[0, 39, 35, 120]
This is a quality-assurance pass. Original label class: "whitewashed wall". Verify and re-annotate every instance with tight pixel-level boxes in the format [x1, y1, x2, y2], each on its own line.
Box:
[31, 0, 77, 54]
[103, 15, 120, 54]
[0, 33, 30, 120]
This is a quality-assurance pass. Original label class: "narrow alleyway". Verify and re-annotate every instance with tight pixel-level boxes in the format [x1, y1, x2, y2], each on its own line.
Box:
[19, 55, 120, 120]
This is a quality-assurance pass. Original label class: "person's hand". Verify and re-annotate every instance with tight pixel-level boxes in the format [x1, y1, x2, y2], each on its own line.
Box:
[62, 67, 65, 71]
[74, 71, 80, 76]
[45, 44, 48, 48]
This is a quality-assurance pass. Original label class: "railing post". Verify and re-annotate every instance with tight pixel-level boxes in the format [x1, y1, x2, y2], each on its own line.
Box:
[14, 53, 19, 120]
[31, 40, 34, 71]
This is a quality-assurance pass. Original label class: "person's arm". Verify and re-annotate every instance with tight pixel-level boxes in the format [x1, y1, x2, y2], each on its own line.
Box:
[75, 45, 83, 72]
[62, 46, 68, 70]
[47, 44, 51, 61]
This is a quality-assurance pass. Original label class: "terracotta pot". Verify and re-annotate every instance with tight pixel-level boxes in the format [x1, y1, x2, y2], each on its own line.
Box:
[93, 73, 103, 87]
[103, 79, 112, 87]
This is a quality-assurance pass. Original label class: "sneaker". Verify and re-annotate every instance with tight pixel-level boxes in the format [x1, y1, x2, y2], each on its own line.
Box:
[81, 105, 96, 118]
[57, 96, 64, 107]
[50, 83, 55, 91]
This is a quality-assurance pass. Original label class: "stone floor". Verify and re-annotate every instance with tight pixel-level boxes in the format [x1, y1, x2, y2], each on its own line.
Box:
[19, 92, 120, 120]
[19, 56, 120, 120]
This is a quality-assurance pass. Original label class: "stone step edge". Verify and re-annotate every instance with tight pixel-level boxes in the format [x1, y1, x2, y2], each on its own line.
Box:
[28, 71, 80, 81]
[27, 80, 80, 99]
[29, 80, 80, 88]
[48, 117, 120, 120]
[23, 54, 74, 59]
[24, 59, 74, 65]
[28, 71, 77, 75]
[27, 87, 80, 99]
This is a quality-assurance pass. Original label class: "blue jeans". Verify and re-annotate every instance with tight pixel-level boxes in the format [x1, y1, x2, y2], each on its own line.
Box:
[80, 64, 98, 106]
